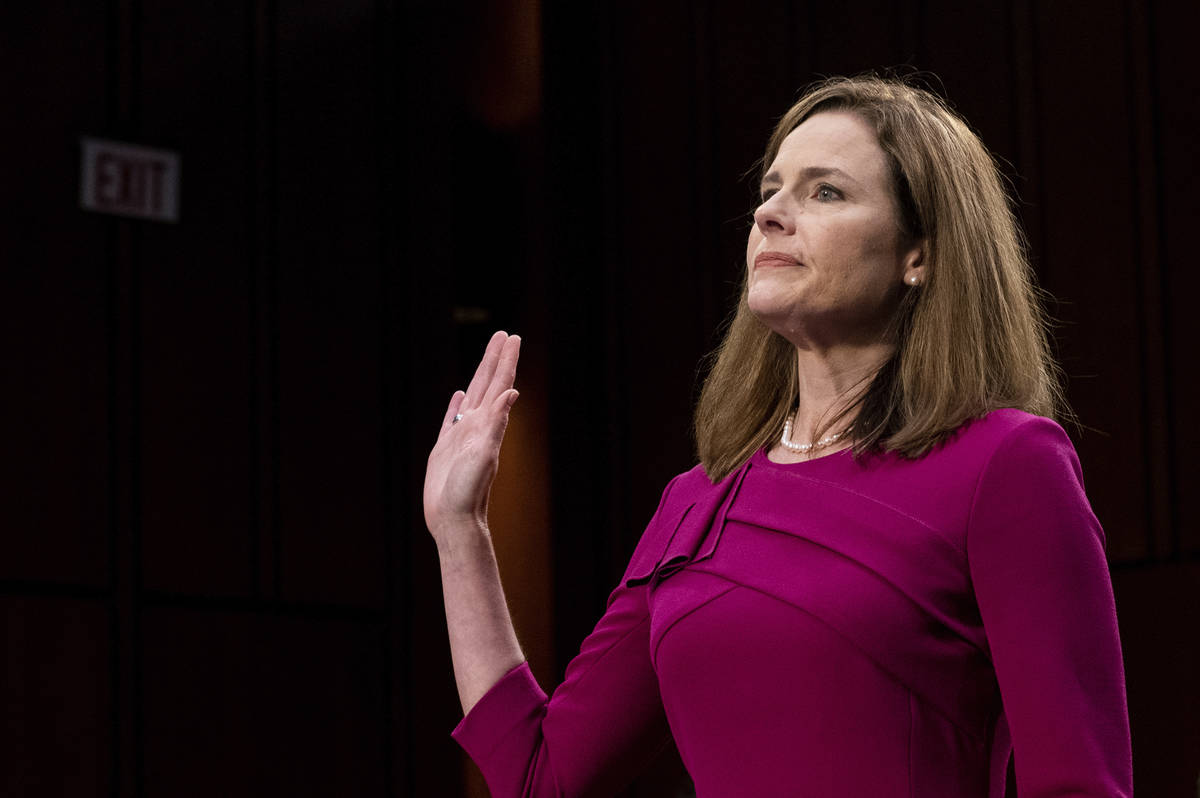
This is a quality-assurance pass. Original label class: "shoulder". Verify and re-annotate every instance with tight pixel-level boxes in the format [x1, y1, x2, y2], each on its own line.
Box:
[645, 461, 728, 536]
[953, 407, 1068, 450]
[617, 462, 734, 587]
[663, 462, 719, 504]
[962, 409, 1101, 548]
[856, 410, 1083, 538]
[954, 409, 1083, 485]
[922, 409, 1080, 485]
[883, 409, 1077, 490]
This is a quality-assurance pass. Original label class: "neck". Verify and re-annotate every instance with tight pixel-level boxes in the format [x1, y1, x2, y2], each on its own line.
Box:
[788, 340, 893, 442]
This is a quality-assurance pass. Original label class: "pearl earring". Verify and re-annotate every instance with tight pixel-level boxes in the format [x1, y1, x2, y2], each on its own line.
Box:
[907, 274, 920, 286]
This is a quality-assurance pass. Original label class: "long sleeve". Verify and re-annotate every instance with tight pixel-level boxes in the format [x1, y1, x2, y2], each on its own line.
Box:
[451, 582, 671, 797]
[451, 478, 687, 798]
[967, 416, 1133, 797]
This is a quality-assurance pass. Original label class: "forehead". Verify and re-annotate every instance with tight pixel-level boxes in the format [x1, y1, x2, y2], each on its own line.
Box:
[767, 111, 890, 186]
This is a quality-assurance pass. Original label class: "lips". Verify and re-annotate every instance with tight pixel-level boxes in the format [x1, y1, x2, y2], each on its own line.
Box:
[754, 250, 801, 269]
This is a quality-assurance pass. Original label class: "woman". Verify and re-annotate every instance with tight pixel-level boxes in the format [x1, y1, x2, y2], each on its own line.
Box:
[424, 76, 1132, 797]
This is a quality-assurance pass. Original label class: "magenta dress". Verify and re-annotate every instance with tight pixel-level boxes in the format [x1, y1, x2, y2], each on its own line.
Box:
[452, 410, 1133, 797]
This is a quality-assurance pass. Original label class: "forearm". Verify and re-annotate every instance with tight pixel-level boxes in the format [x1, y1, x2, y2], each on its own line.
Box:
[437, 521, 526, 716]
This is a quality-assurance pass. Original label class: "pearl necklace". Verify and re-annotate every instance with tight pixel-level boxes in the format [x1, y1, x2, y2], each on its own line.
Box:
[780, 413, 852, 454]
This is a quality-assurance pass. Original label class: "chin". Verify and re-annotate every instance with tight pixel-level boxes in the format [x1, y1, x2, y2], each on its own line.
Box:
[748, 283, 797, 320]
[746, 296, 801, 337]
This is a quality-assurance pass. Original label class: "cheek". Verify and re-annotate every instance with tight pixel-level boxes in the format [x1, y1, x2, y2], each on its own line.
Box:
[826, 220, 901, 276]
[849, 213, 902, 258]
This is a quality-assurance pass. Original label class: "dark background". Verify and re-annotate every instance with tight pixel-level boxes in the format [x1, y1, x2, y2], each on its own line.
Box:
[2, 0, 1196, 795]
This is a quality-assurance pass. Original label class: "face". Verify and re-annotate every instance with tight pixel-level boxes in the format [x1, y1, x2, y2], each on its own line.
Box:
[746, 110, 924, 348]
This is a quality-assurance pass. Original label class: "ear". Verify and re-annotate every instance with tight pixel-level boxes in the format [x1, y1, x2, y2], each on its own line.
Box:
[900, 241, 926, 287]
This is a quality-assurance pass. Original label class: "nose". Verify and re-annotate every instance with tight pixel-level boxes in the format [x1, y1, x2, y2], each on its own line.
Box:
[753, 193, 795, 236]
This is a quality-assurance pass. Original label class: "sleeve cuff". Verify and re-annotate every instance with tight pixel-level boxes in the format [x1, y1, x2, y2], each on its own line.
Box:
[451, 661, 548, 764]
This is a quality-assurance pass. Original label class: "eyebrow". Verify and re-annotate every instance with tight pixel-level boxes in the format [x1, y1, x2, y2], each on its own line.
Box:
[760, 166, 856, 188]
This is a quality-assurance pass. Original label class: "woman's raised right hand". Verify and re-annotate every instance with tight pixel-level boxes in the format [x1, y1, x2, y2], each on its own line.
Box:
[423, 331, 521, 545]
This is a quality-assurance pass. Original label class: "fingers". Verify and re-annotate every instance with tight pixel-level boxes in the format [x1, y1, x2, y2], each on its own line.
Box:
[462, 331, 508, 411]
[488, 389, 519, 444]
[439, 390, 466, 433]
[450, 332, 520, 439]
[482, 334, 521, 408]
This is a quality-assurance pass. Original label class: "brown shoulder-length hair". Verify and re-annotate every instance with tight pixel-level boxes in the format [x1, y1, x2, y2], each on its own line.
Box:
[694, 74, 1070, 482]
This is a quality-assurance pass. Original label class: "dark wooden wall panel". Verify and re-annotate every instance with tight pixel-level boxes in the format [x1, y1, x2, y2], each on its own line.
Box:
[708, 0, 797, 329]
[1033, 0, 1148, 562]
[0, 4, 110, 586]
[542, 1, 630, 648]
[1113, 563, 1200, 797]
[1122, 0, 1172, 562]
[808, 0, 913, 77]
[138, 3, 256, 597]
[142, 607, 385, 796]
[610, 2, 712, 532]
[1156, 0, 1200, 557]
[0, 598, 110, 796]
[275, 0, 386, 606]
[393, 4, 472, 794]
[2, 1, 1196, 795]
[918, 1, 1018, 170]
[1006, 0, 1047, 265]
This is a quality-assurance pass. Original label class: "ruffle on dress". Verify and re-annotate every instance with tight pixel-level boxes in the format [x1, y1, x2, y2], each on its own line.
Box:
[623, 462, 750, 588]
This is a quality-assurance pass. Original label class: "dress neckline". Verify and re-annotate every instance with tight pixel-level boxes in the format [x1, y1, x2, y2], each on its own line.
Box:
[753, 444, 855, 471]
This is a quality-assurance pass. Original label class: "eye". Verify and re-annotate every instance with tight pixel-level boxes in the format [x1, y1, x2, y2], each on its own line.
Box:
[815, 184, 842, 202]
[758, 187, 778, 204]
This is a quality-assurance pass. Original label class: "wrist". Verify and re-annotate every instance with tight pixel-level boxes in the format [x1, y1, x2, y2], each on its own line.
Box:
[432, 516, 492, 561]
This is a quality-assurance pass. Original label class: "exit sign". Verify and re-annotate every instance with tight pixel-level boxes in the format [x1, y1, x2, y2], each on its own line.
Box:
[79, 137, 181, 222]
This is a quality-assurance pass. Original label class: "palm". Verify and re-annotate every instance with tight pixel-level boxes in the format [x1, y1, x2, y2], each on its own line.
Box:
[423, 331, 521, 536]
